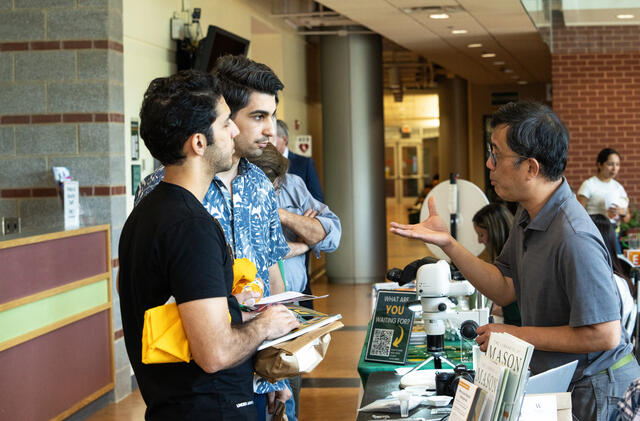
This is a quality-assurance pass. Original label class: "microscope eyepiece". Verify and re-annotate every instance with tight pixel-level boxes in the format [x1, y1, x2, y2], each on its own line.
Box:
[386, 268, 403, 283]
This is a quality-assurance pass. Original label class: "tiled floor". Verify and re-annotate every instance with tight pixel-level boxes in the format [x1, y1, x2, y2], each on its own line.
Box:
[86, 202, 428, 420]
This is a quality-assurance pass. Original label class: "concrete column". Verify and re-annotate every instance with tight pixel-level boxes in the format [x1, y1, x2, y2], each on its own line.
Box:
[438, 76, 469, 179]
[320, 34, 386, 284]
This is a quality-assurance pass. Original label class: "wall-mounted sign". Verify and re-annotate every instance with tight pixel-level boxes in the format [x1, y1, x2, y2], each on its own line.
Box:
[63, 180, 80, 230]
[131, 120, 140, 161]
[293, 135, 312, 157]
[131, 164, 141, 196]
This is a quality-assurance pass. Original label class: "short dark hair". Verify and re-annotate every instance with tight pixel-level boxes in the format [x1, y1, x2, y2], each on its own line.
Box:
[213, 55, 284, 116]
[247, 143, 289, 188]
[139, 70, 221, 166]
[472, 203, 514, 261]
[276, 119, 289, 139]
[596, 148, 620, 165]
[491, 101, 568, 181]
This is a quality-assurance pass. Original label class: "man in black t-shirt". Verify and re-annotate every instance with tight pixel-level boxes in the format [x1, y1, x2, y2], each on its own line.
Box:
[118, 71, 299, 420]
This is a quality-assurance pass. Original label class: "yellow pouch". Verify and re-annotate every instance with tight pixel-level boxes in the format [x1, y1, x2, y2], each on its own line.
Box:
[233, 257, 258, 285]
[232, 258, 264, 301]
[141, 302, 191, 364]
[141, 259, 255, 364]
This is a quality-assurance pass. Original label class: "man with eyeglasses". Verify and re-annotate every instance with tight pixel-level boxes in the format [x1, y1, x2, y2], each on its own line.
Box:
[391, 101, 639, 421]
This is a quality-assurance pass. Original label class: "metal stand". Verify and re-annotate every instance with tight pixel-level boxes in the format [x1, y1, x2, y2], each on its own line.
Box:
[404, 351, 457, 376]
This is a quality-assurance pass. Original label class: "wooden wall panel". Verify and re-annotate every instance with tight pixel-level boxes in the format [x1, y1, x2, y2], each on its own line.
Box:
[0, 310, 112, 420]
[0, 231, 108, 305]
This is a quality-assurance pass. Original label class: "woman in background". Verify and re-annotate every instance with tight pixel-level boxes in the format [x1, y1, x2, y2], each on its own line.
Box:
[472, 203, 521, 326]
[590, 214, 635, 335]
[578, 148, 630, 224]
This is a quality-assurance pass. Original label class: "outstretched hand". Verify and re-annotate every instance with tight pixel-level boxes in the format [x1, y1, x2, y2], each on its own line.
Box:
[389, 196, 452, 248]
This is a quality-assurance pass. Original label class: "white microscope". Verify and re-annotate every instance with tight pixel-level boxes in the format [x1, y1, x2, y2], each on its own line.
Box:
[412, 259, 489, 370]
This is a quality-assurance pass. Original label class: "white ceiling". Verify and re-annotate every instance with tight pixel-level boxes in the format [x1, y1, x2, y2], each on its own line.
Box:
[312, 0, 552, 85]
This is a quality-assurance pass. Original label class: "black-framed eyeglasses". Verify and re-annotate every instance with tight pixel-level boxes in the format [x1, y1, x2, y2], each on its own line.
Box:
[486, 142, 528, 167]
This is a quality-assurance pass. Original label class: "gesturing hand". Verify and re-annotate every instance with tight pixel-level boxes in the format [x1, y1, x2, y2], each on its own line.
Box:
[389, 196, 452, 248]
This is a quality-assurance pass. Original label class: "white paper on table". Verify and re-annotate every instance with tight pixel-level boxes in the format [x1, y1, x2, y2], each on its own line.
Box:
[519, 394, 557, 421]
[255, 291, 328, 305]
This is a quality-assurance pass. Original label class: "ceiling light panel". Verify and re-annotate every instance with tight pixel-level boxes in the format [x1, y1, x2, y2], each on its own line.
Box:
[563, 8, 640, 26]
[314, 0, 549, 84]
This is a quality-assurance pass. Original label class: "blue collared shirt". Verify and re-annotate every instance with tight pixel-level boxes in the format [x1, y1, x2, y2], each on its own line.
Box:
[134, 159, 290, 296]
[276, 174, 341, 292]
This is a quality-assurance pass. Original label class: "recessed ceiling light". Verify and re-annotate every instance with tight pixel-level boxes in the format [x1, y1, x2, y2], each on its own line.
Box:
[617, 14, 634, 19]
[429, 13, 450, 19]
[467, 43, 482, 48]
[451, 29, 467, 34]
[504, 68, 514, 73]
[481, 53, 496, 58]
[493, 61, 505, 66]
[517, 80, 528, 85]
[402, 8, 414, 14]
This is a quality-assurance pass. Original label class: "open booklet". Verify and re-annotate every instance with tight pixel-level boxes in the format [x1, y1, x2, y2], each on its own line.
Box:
[257, 305, 342, 351]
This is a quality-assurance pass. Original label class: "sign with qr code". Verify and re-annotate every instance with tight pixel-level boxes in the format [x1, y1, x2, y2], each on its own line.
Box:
[364, 291, 415, 364]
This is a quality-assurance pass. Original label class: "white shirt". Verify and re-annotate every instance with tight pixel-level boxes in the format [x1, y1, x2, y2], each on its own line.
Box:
[615, 273, 635, 337]
[577, 176, 628, 218]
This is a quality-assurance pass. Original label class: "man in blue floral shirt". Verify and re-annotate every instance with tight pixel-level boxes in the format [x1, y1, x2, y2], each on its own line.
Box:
[134, 55, 293, 419]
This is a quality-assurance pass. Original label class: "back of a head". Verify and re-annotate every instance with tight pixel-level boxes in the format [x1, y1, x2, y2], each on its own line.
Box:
[139, 70, 221, 166]
[213, 55, 284, 116]
[247, 143, 289, 185]
[473, 203, 514, 260]
[276, 119, 289, 139]
[589, 213, 632, 293]
[491, 101, 568, 182]
[590, 214, 618, 263]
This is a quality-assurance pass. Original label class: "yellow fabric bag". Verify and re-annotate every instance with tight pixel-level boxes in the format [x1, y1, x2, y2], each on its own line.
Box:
[141, 258, 258, 364]
[142, 302, 191, 364]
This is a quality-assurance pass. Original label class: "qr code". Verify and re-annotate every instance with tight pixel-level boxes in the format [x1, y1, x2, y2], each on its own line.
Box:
[370, 328, 394, 357]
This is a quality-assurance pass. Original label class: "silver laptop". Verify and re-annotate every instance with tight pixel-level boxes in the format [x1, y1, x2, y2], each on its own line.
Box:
[525, 360, 578, 395]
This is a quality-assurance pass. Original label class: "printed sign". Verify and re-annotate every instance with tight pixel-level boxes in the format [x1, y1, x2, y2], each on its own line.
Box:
[131, 120, 140, 161]
[63, 180, 80, 230]
[365, 291, 415, 364]
[131, 164, 141, 196]
[293, 135, 312, 157]
[626, 250, 640, 266]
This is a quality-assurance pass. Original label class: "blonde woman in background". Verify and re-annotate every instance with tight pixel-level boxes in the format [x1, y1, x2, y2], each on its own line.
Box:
[472, 203, 521, 326]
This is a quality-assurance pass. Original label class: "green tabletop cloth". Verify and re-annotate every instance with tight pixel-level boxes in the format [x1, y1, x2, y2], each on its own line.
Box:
[357, 319, 474, 387]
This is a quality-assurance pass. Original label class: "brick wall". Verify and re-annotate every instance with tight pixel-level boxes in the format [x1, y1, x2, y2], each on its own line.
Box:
[552, 25, 640, 208]
[0, 0, 131, 404]
[0, 0, 125, 232]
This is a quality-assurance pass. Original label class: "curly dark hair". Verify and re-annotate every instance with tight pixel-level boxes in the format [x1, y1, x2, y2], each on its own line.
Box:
[491, 101, 569, 181]
[139, 70, 221, 165]
[213, 55, 284, 116]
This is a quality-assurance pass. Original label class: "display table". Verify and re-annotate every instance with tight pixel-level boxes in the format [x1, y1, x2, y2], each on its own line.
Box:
[356, 372, 451, 421]
[357, 319, 472, 386]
